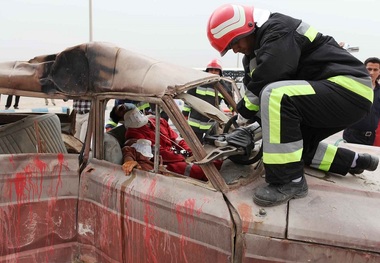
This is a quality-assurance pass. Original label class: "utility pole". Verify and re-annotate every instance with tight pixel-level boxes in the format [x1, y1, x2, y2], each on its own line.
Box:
[89, 0, 93, 41]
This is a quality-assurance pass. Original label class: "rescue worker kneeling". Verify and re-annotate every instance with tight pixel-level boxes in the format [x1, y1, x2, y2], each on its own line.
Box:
[112, 104, 223, 181]
[207, 4, 379, 206]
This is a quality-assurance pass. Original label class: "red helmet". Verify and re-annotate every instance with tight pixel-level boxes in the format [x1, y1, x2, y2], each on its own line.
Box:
[206, 58, 223, 74]
[207, 4, 255, 56]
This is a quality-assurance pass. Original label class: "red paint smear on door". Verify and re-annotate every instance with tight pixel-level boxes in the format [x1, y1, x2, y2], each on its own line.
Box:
[143, 177, 158, 263]
[174, 198, 200, 263]
[10, 155, 63, 257]
[55, 153, 64, 193]
[33, 156, 47, 200]
[8, 155, 15, 168]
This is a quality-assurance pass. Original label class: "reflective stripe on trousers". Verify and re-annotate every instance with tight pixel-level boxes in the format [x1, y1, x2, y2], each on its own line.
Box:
[260, 77, 372, 184]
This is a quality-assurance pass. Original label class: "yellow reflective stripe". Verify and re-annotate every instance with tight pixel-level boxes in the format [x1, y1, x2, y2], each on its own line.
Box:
[137, 102, 150, 110]
[199, 124, 212, 130]
[244, 95, 260, 111]
[317, 144, 337, 171]
[196, 88, 216, 97]
[249, 68, 255, 78]
[328, 76, 373, 102]
[188, 120, 199, 127]
[188, 120, 212, 130]
[107, 120, 118, 126]
[304, 26, 318, 42]
[183, 106, 191, 112]
[269, 85, 315, 143]
[263, 148, 303, 164]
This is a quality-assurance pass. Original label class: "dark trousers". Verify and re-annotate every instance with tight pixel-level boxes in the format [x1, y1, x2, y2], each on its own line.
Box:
[343, 128, 375, 146]
[5, 95, 20, 108]
[260, 79, 371, 184]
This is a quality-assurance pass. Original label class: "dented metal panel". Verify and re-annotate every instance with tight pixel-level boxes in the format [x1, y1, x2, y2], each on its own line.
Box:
[77, 159, 234, 263]
[225, 178, 288, 240]
[286, 143, 380, 255]
[225, 141, 380, 261]
[288, 173, 380, 254]
[0, 153, 80, 262]
[243, 234, 380, 263]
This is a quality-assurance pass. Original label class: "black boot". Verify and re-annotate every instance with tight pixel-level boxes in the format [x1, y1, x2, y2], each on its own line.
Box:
[253, 176, 308, 207]
[349, 153, 379, 175]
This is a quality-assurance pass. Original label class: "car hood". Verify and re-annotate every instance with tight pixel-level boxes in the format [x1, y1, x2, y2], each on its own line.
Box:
[226, 139, 380, 258]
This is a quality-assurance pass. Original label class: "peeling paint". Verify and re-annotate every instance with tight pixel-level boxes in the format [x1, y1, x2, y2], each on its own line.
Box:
[78, 223, 94, 236]
[237, 203, 253, 233]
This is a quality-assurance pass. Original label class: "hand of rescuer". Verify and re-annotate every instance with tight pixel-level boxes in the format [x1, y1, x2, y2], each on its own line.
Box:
[122, 160, 142, 175]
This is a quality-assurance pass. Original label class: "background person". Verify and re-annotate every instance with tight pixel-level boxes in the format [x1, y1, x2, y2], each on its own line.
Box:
[182, 59, 233, 143]
[343, 57, 380, 145]
[44, 98, 56, 106]
[5, 95, 20, 109]
[73, 99, 91, 142]
[207, 4, 378, 206]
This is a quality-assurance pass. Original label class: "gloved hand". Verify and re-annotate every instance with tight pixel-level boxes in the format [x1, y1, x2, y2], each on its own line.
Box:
[122, 160, 141, 175]
[236, 114, 249, 126]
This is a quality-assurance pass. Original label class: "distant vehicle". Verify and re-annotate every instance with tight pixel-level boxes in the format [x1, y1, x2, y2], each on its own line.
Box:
[194, 67, 245, 82]
[0, 42, 379, 263]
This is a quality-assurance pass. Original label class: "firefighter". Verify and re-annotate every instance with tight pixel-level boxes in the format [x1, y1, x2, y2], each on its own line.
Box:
[207, 4, 379, 206]
[182, 59, 233, 143]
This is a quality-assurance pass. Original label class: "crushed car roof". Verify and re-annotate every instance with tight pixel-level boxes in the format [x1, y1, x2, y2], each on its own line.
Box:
[0, 42, 220, 97]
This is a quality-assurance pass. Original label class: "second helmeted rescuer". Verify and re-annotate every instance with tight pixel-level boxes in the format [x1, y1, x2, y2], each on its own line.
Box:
[182, 59, 233, 142]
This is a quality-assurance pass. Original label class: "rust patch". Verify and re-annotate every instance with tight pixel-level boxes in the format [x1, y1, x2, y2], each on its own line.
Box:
[237, 203, 253, 233]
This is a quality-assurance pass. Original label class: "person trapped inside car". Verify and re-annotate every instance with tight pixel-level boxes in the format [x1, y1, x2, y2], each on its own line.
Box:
[121, 138, 155, 175]
[206, 4, 379, 206]
[110, 103, 223, 181]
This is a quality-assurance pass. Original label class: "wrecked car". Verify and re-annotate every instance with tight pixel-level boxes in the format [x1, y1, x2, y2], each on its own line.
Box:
[0, 42, 379, 263]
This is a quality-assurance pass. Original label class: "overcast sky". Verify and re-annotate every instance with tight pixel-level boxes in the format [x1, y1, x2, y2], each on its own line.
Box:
[1, 0, 379, 69]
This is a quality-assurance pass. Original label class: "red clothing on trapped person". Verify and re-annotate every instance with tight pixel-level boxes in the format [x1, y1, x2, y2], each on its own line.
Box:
[125, 117, 222, 180]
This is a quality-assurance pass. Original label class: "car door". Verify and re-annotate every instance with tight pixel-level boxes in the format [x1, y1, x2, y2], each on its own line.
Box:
[0, 153, 80, 262]
[0, 110, 81, 262]
[75, 97, 237, 263]
[77, 161, 235, 263]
